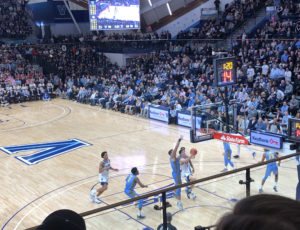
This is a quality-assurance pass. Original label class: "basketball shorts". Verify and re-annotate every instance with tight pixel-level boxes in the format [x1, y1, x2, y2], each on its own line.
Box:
[263, 166, 278, 180]
[99, 174, 108, 185]
[182, 172, 192, 183]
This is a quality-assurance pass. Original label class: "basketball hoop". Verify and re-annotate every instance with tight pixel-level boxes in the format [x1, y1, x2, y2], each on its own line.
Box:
[198, 128, 215, 134]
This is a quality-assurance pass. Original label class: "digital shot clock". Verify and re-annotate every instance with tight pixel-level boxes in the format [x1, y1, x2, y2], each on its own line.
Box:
[213, 57, 237, 87]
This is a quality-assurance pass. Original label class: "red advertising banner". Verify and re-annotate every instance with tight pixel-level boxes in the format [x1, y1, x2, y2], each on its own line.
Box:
[213, 132, 249, 145]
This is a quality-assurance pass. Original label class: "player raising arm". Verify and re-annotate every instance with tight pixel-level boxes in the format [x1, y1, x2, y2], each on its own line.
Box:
[168, 135, 184, 210]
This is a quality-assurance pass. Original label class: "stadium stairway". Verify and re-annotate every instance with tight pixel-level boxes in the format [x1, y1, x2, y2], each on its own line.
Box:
[223, 7, 267, 49]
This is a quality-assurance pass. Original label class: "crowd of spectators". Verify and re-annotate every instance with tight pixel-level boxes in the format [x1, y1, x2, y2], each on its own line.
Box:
[231, 27, 300, 133]
[0, 0, 32, 39]
[0, 44, 57, 106]
[58, 32, 300, 135]
[247, 0, 300, 40]
[1, 34, 300, 135]
[177, 0, 264, 40]
[251, 18, 300, 39]
[274, 0, 300, 18]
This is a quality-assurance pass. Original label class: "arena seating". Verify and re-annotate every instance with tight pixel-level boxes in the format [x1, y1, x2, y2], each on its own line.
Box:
[0, 0, 32, 39]
[177, 0, 265, 40]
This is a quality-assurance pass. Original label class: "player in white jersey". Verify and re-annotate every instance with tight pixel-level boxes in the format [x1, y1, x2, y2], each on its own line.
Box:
[90, 151, 119, 203]
[179, 147, 196, 199]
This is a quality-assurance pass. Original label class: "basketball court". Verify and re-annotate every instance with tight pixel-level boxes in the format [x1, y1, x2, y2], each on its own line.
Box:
[0, 99, 298, 230]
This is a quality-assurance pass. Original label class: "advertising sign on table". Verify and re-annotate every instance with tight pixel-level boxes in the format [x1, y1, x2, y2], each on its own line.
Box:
[250, 131, 283, 149]
[148, 105, 169, 123]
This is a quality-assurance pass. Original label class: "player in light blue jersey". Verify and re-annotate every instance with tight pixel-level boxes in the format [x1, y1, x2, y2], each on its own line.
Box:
[168, 135, 184, 210]
[259, 149, 280, 193]
[221, 142, 234, 172]
[124, 167, 148, 219]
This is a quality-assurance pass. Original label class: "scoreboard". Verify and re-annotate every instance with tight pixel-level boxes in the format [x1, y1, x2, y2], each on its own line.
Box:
[288, 118, 300, 143]
[214, 57, 237, 87]
[89, 0, 140, 31]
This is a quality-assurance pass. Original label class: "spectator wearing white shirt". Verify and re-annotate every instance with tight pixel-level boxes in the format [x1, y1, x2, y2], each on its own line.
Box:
[284, 67, 292, 82]
[175, 100, 182, 111]
[261, 61, 269, 76]
[238, 89, 249, 102]
[247, 65, 255, 81]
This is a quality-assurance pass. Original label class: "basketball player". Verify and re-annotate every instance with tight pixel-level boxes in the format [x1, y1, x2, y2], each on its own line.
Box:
[179, 147, 196, 199]
[259, 149, 280, 193]
[168, 136, 184, 210]
[124, 167, 148, 219]
[90, 151, 119, 204]
[221, 142, 234, 172]
[234, 143, 256, 159]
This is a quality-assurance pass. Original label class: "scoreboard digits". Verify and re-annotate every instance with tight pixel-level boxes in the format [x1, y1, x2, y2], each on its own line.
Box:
[214, 58, 237, 87]
[222, 62, 233, 70]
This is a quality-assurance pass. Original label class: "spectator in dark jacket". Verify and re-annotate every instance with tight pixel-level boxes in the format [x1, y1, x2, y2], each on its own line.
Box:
[247, 116, 257, 132]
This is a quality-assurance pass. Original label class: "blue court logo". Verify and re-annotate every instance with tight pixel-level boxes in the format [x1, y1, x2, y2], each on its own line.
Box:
[0, 139, 91, 165]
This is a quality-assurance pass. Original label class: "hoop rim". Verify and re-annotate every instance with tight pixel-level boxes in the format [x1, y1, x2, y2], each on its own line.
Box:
[197, 128, 215, 134]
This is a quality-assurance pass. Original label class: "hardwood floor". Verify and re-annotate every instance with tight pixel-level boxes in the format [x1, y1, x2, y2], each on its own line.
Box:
[0, 99, 297, 230]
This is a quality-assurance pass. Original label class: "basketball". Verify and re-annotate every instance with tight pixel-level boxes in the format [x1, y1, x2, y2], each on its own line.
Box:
[190, 148, 198, 155]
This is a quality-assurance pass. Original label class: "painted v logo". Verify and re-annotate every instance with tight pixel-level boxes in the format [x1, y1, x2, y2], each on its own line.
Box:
[0, 139, 91, 165]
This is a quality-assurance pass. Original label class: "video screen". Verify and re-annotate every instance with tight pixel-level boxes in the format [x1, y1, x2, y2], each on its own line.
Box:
[89, 0, 140, 30]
